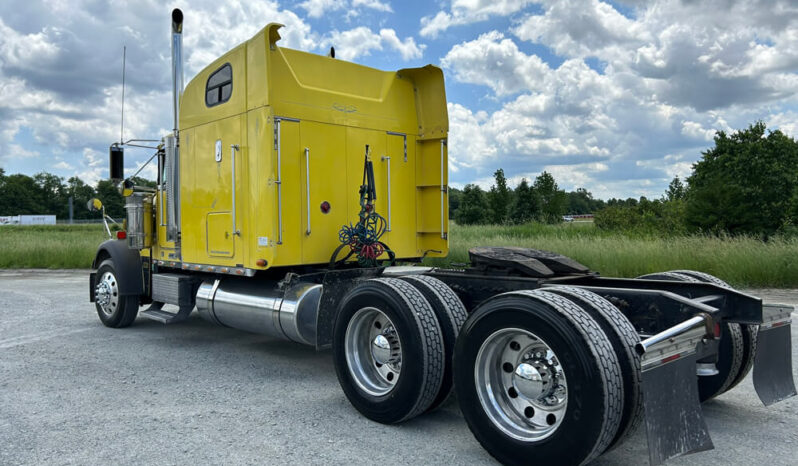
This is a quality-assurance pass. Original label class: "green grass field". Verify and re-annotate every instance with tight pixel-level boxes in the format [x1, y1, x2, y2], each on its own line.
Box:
[0, 224, 108, 269]
[426, 222, 798, 288]
[2, 222, 796, 287]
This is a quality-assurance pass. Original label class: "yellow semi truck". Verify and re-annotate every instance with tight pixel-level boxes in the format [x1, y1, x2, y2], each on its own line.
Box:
[89, 9, 795, 465]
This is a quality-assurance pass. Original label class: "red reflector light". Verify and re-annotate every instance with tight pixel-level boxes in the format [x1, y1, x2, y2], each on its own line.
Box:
[116, 231, 127, 240]
[320, 201, 331, 214]
[661, 353, 681, 364]
[713, 322, 721, 338]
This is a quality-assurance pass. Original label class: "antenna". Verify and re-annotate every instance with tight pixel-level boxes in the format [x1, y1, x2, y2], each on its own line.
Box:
[120, 45, 126, 144]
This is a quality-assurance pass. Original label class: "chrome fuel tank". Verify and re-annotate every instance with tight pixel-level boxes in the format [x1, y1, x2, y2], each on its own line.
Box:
[196, 278, 322, 345]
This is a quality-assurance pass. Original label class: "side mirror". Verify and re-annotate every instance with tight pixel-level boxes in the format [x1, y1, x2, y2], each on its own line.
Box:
[87, 198, 103, 212]
[110, 144, 124, 182]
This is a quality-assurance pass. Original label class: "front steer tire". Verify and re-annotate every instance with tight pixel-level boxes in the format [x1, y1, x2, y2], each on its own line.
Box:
[332, 278, 445, 424]
[454, 289, 624, 466]
[94, 259, 139, 328]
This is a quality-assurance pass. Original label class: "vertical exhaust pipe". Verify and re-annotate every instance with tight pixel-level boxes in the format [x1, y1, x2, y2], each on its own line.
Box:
[171, 8, 184, 135]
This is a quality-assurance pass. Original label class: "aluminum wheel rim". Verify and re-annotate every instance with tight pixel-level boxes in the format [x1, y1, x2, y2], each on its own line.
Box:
[95, 271, 119, 317]
[475, 328, 568, 442]
[344, 307, 402, 397]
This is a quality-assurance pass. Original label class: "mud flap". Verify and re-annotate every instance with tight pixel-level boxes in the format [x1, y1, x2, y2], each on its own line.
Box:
[642, 353, 713, 465]
[753, 304, 796, 406]
[637, 315, 713, 465]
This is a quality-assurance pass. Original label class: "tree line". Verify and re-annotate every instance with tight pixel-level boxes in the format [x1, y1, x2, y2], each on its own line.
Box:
[594, 122, 798, 238]
[450, 170, 617, 225]
[0, 168, 154, 220]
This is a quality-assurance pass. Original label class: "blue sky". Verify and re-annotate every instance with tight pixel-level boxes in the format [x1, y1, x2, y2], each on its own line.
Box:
[1, 0, 797, 199]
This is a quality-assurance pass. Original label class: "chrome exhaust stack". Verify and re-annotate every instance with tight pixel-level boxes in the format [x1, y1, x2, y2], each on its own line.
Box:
[171, 8, 184, 135]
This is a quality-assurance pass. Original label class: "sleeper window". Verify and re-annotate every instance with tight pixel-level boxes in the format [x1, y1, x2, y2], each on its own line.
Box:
[205, 64, 232, 107]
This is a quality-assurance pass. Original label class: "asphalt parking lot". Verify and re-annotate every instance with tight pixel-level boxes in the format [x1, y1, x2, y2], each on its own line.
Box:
[1, 270, 797, 465]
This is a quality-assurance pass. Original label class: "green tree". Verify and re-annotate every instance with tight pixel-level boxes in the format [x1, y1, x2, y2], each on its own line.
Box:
[96, 180, 125, 219]
[0, 174, 46, 215]
[448, 186, 462, 220]
[511, 178, 540, 223]
[534, 171, 567, 223]
[665, 176, 686, 202]
[685, 122, 798, 236]
[66, 177, 97, 220]
[487, 168, 512, 224]
[455, 184, 489, 225]
[566, 188, 604, 214]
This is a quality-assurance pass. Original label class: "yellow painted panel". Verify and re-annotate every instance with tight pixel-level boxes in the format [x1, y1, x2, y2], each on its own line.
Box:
[247, 108, 275, 269]
[273, 120, 302, 265]
[380, 133, 417, 256]
[180, 43, 247, 131]
[207, 212, 233, 256]
[180, 114, 245, 266]
[299, 121, 348, 264]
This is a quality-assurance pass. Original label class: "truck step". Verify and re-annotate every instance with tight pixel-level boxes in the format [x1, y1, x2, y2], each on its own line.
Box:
[139, 302, 193, 324]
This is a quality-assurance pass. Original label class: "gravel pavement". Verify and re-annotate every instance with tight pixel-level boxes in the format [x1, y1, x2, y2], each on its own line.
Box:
[1, 270, 797, 465]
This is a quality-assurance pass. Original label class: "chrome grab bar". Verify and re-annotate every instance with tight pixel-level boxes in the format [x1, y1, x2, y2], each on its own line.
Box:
[276, 119, 283, 244]
[440, 139, 446, 239]
[231, 144, 240, 236]
[305, 147, 311, 235]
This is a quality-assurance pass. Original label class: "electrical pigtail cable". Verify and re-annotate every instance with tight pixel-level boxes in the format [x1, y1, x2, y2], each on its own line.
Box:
[330, 145, 395, 268]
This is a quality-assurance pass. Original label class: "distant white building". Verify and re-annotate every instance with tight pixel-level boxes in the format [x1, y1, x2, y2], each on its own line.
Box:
[0, 215, 57, 225]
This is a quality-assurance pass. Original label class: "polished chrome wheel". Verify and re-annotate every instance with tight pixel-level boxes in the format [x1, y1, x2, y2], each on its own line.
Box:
[344, 307, 402, 397]
[475, 328, 567, 442]
[94, 271, 119, 317]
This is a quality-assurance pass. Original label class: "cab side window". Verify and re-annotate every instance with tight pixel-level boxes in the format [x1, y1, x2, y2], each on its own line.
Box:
[205, 64, 232, 107]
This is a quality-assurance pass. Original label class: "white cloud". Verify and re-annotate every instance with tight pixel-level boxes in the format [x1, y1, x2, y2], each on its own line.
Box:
[353, 0, 394, 13]
[323, 27, 424, 61]
[442, 31, 549, 96]
[298, 0, 346, 19]
[440, 0, 798, 197]
[420, 0, 535, 38]
[7, 144, 39, 159]
[379, 29, 424, 60]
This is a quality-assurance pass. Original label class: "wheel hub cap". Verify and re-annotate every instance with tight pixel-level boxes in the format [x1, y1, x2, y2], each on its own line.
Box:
[474, 328, 569, 442]
[514, 363, 544, 399]
[94, 271, 119, 317]
[345, 307, 402, 397]
[371, 334, 392, 365]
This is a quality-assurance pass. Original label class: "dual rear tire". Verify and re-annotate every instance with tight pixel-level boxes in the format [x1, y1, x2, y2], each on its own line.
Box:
[332, 276, 467, 424]
[638, 270, 757, 401]
[453, 288, 639, 466]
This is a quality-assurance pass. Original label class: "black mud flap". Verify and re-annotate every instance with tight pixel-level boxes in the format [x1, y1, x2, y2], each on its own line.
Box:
[637, 315, 714, 465]
[642, 353, 713, 465]
[753, 304, 796, 406]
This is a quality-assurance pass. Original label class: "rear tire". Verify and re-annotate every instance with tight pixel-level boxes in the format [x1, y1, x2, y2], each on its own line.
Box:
[545, 286, 642, 451]
[638, 270, 746, 401]
[94, 259, 138, 328]
[332, 278, 445, 424]
[399, 275, 467, 412]
[454, 289, 623, 466]
[669, 270, 758, 391]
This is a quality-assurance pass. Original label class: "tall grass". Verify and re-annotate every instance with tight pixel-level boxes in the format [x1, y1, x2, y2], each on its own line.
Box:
[426, 222, 798, 288]
[0, 225, 108, 269]
[1, 222, 796, 288]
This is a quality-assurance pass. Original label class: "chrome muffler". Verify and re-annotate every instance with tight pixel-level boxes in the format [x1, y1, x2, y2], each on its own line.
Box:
[196, 278, 322, 346]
